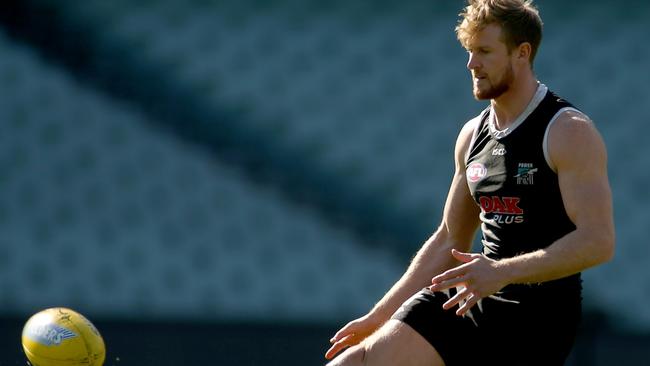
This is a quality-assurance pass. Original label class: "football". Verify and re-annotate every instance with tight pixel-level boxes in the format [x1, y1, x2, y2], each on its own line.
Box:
[22, 307, 106, 366]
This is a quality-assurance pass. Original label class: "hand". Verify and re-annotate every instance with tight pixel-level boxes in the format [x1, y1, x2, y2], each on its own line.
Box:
[429, 249, 507, 316]
[325, 314, 382, 360]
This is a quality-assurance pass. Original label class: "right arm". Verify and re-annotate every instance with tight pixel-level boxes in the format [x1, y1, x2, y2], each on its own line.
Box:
[325, 119, 482, 359]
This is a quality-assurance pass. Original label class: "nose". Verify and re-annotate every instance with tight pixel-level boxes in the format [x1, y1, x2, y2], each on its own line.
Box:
[466, 52, 479, 71]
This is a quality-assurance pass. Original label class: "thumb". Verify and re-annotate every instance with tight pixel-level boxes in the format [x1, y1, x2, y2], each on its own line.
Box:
[451, 249, 479, 263]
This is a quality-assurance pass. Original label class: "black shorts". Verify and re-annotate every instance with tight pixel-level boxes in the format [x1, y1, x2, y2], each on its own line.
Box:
[391, 285, 581, 366]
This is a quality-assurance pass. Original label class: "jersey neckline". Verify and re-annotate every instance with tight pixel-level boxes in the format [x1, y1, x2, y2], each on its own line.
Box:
[488, 83, 548, 139]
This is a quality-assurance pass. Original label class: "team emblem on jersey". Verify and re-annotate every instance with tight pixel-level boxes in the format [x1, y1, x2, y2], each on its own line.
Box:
[515, 163, 537, 185]
[467, 162, 487, 183]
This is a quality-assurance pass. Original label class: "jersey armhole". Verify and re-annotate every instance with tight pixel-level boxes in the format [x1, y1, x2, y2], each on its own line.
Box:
[464, 111, 488, 165]
[543, 107, 581, 173]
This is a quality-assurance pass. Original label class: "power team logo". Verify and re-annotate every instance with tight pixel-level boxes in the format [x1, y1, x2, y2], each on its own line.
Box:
[479, 196, 525, 224]
[515, 163, 537, 185]
[467, 162, 487, 183]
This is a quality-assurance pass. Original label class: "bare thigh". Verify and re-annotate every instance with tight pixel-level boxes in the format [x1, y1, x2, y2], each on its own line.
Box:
[328, 319, 445, 366]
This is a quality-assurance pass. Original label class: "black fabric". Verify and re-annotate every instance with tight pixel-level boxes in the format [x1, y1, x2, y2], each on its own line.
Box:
[466, 88, 581, 293]
[392, 287, 581, 365]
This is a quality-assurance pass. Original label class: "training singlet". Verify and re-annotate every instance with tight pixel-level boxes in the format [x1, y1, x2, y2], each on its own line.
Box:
[465, 83, 581, 291]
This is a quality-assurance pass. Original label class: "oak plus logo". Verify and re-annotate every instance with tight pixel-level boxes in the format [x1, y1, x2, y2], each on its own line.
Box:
[479, 196, 524, 224]
[467, 162, 487, 183]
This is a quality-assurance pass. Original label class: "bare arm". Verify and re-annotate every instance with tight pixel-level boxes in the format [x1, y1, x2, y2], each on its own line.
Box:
[496, 110, 615, 282]
[431, 110, 615, 315]
[325, 119, 481, 359]
[367, 120, 481, 320]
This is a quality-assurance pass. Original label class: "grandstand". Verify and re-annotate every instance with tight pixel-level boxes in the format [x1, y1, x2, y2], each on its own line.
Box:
[0, 0, 649, 364]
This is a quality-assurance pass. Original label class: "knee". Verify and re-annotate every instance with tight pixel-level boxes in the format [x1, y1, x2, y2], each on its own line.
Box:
[326, 344, 366, 366]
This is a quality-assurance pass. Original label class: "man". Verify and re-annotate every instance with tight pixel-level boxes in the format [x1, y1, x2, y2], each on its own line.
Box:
[324, 0, 614, 365]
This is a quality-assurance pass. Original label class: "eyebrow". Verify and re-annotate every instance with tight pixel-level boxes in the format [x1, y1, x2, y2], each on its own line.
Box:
[466, 45, 492, 52]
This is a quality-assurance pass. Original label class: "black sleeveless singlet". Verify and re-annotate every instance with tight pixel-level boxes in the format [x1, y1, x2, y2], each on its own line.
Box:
[465, 84, 581, 293]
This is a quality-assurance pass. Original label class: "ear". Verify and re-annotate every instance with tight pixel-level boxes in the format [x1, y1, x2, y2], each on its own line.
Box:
[516, 42, 532, 63]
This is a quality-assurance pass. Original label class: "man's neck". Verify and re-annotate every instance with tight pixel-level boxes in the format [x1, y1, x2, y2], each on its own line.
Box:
[491, 74, 539, 130]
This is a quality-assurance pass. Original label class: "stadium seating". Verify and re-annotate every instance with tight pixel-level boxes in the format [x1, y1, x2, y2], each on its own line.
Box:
[0, 31, 403, 322]
[1, 0, 649, 335]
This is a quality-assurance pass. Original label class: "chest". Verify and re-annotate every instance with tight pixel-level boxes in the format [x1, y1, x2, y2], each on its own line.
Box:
[466, 130, 553, 201]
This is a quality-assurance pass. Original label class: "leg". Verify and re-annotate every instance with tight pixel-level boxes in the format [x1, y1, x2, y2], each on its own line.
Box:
[326, 319, 445, 366]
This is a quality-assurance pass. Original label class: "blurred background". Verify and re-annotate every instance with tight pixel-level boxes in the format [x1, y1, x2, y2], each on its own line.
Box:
[0, 0, 648, 365]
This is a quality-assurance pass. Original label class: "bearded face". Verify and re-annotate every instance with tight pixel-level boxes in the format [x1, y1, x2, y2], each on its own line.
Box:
[465, 24, 518, 101]
[472, 60, 515, 100]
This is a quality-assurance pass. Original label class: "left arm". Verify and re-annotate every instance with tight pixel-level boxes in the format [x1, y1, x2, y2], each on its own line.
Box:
[430, 110, 615, 315]
[497, 110, 615, 282]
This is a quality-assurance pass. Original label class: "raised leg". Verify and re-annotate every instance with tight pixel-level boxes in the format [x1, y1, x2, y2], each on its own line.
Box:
[326, 319, 445, 366]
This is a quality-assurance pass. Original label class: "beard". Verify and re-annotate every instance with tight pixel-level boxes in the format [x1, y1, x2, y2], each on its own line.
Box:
[473, 62, 514, 100]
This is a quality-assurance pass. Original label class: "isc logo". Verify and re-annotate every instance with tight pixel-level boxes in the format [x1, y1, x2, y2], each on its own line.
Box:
[492, 148, 506, 156]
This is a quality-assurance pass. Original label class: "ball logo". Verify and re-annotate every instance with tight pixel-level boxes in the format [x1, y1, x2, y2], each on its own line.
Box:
[25, 323, 78, 346]
[467, 162, 487, 183]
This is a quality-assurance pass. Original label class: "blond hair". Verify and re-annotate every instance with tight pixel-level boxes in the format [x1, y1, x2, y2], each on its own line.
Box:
[456, 0, 543, 64]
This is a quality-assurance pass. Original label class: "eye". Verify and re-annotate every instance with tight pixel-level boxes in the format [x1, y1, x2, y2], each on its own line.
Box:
[467, 47, 489, 55]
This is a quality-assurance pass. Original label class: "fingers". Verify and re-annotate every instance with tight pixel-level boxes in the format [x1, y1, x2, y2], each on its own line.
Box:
[325, 334, 354, 359]
[429, 275, 465, 292]
[430, 263, 469, 291]
[451, 249, 480, 262]
[455, 292, 479, 316]
[442, 286, 469, 310]
[326, 320, 365, 359]
[437, 286, 480, 317]
[430, 250, 482, 291]
[431, 265, 463, 284]
[442, 287, 480, 316]
[432, 252, 479, 283]
[330, 321, 357, 344]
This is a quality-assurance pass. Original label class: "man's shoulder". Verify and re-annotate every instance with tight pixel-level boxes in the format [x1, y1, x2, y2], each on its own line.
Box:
[542, 87, 594, 131]
[552, 107, 594, 131]
[544, 89, 587, 118]
[460, 114, 482, 140]
[547, 107, 606, 171]
[456, 108, 489, 161]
